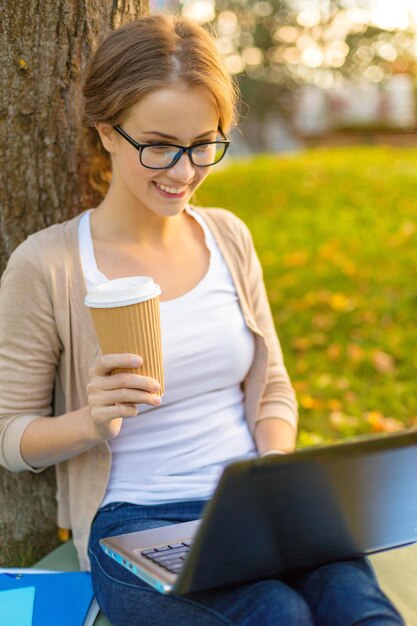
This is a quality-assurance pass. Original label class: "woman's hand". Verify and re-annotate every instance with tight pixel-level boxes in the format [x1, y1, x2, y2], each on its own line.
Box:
[86, 353, 162, 443]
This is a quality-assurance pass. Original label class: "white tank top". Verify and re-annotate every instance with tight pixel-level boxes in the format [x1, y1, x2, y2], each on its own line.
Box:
[78, 207, 257, 506]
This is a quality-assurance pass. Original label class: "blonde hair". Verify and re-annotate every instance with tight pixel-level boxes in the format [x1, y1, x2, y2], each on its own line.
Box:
[82, 13, 239, 133]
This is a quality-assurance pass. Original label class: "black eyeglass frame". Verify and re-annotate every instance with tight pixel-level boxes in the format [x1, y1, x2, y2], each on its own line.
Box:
[113, 124, 230, 170]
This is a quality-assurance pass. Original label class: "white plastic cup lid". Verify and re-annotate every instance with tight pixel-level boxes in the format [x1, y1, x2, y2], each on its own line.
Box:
[84, 276, 161, 308]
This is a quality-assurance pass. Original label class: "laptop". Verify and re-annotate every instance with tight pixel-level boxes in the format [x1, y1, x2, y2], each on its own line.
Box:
[100, 428, 417, 595]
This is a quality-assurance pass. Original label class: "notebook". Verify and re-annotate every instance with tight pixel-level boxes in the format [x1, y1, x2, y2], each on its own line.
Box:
[100, 428, 417, 595]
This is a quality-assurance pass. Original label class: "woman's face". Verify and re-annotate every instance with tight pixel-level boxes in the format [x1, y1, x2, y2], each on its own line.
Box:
[99, 84, 221, 219]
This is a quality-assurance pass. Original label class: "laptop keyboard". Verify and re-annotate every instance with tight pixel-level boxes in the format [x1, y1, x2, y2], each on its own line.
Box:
[141, 540, 192, 574]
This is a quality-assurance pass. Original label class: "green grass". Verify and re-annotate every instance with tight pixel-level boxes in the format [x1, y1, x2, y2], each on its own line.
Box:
[1, 529, 61, 568]
[195, 147, 417, 445]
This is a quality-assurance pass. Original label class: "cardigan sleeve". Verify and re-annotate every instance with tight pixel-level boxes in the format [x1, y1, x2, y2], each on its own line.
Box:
[242, 222, 298, 430]
[0, 238, 61, 472]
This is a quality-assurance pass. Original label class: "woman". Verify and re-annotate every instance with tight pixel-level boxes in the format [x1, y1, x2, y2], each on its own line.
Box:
[0, 13, 405, 626]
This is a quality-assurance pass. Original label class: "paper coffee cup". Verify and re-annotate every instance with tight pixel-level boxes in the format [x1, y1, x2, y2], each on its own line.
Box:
[84, 277, 164, 394]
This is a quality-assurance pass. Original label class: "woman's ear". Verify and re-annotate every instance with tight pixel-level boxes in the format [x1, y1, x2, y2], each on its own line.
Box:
[95, 123, 117, 153]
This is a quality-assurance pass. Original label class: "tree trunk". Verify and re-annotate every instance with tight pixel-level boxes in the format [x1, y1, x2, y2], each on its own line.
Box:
[0, 0, 148, 566]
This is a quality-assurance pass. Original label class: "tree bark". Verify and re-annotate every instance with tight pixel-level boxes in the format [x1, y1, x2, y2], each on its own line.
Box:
[0, 0, 148, 565]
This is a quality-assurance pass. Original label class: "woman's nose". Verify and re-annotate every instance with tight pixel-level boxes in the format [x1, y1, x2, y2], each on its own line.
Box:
[167, 151, 196, 182]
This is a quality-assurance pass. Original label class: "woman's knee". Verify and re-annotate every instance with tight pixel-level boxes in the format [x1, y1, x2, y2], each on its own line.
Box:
[293, 559, 405, 626]
[225, 579, 314, 626]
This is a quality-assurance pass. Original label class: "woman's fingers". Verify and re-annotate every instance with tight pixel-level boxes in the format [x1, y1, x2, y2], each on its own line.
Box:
[86, 352, 162, 443]
[90, 387, 162, 408]
[90, 403, 139, 422]
[92, 353, 143, 377]
[93, 371, 161, 394]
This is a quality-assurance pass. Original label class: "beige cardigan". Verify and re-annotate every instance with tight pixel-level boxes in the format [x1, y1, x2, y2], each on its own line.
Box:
[0, 207, 297, 570]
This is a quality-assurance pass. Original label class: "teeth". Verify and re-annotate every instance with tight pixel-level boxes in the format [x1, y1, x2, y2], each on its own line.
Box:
[156, 182, 186, 195]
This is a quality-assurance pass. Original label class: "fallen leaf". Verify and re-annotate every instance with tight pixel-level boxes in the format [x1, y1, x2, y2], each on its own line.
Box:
[327, 344, 342, 360]
[366, 411, 404, 433]
[317, 290, 332, 303]
[371, 350, 395, 374]
[296, 359, 308, 374]
[318, 242, 339, 259]
[300, 395, 323, 410]
[293, 380, 309, 392]
[303, 291, 319, 307]
[283, 250, 309, 268]
[344, 391, 357, 403]
[340, 260, 356, 276]
[329, 293, 355, 312]
[347, 344, 365, 362]
[336, 377, 351, 390]
[311, 332, 327, 346]
[291, 337, 311, 351]
[327, 398, 343, 411]
[329, 412, 359, 429]
[400, 220, 415, 236]
[312, 314, 334, 330]
[360, 310, 377, 324]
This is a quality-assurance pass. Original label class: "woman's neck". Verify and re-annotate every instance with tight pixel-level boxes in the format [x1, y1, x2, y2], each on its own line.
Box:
[91, 186, 188, 248]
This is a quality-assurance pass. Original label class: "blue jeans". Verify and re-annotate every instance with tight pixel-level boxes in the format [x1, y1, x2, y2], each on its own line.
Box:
[88, 501, 405, 626]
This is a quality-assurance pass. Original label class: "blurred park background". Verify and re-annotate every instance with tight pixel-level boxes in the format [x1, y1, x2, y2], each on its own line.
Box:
[174, 0, 417, 152]
[1, 0, 416, 564]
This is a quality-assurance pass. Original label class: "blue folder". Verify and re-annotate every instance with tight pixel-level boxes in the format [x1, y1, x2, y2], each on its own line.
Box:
[0, 587, 35, 626]
[0, 572, 93, 626]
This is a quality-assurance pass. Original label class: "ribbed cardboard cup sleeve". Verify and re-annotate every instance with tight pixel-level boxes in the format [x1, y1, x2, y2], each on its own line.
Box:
[89, 296, 164, 395]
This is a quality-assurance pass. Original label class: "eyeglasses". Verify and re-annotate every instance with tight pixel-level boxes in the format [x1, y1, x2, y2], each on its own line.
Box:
[113, 125, 230, 170]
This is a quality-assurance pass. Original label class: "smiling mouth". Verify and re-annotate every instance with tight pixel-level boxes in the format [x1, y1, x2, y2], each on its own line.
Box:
[154, 182, 188, 196]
